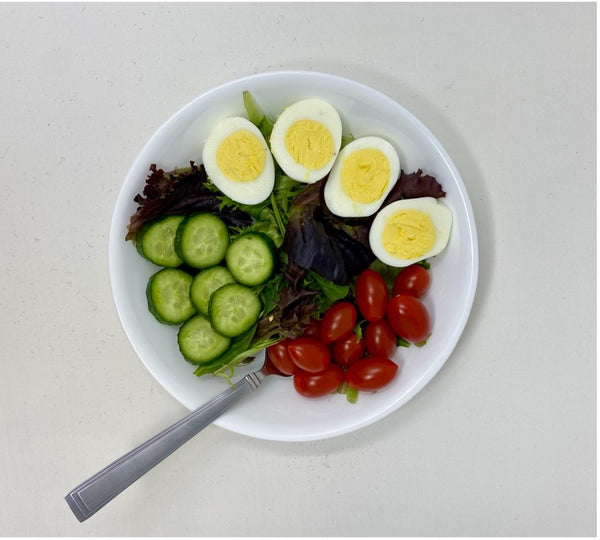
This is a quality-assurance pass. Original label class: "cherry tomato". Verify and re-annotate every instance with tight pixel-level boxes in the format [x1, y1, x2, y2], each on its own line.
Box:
[262, 354, 288, 376]
[266, 339, 295, 376]
[355, 269, 389, 321]
[321, 301, 357, 343]
[302, 318, 322, 339]
[392, 264, 430, 298]
[346, 356, 398, 391]
[364, 319, 397, 357]
[293, 364, 345, 398]
[387, 294, 431, 343]
[287, 337, 331, 373]
[332, 333, 365, 367]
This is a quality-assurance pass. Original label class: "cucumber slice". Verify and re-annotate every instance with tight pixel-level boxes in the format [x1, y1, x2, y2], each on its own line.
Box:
[208, 283, 262, 338]
[136, 215, 185, 267]
[190, 266, 236, 315]
[175, 213, 230, 269]
[146, 268, 196, 325]
[177, 313, 231, 364]
[225, 232, 275, 286]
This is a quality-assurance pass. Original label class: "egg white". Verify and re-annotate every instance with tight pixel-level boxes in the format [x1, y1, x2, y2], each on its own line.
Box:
[202, 116, 275, 205]
[324, 136, 400, 218]
[369, 197, 453, 267]
[269, 98, 342, 183]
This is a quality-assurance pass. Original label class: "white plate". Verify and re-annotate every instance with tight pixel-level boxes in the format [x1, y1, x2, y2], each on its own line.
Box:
[108, 71, 478, 442]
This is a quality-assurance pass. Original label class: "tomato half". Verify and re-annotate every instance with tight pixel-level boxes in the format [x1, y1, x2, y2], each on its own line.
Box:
[364, 319, 397, 357]
[287, 337, 331, 373]
[346, 356, 398, 391]
[387, 294, 431, 343]
[332, 333, 365, 367]
[392, 264, 430, 298]
[266, 339, 295, 376]
[321, 301, 357, 343]
[293, 364, 345, 398]
[355, 269, 389, 321]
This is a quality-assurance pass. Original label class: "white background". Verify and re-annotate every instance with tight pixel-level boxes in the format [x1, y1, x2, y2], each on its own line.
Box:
[1, 2, 595, 536]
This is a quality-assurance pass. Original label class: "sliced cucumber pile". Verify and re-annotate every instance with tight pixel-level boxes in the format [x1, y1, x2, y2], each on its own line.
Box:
[135, 212, 277, 368]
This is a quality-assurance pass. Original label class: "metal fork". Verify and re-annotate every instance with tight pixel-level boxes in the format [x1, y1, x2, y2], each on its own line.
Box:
[65, 369, 266, 522]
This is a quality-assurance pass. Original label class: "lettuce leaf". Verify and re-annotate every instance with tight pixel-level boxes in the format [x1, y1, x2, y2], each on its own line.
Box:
[243, 90, 274, 141]
[193, 324, 258, 378]
[282, 179, 375, 285]
[384, 168, 446, 204]
[125, 162, 253, 242]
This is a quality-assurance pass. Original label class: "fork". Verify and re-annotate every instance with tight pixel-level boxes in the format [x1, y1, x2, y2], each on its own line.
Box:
[65, 361, 274, 522]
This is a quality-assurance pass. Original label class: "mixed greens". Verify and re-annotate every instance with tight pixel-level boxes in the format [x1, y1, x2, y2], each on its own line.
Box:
[126, 92, 446, 382]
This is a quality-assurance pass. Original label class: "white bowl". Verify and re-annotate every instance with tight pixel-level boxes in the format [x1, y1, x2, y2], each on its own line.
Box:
[108, 71, 478, 442]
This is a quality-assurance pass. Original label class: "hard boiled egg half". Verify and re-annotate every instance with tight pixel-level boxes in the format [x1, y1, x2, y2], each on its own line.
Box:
[324, 136, 400, 218]
[270, 98, 342, 183]
[369, 197, 453, 267]
[202, 117, 275, 205]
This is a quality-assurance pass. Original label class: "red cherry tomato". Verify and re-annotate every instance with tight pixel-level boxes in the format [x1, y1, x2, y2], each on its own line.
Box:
[266, 339, 295, 376]
[387, 294, 431, 343]
[355, 269, 389, 321]
[287, 337, 331, 373]
[364, 319, 397, 357]
[392, 265, 430, 298]
[346, 356, 398, 391]
[332, 333, 365, 367]
[321, 302, 357, 343]
[293, 364, 345, 398]
[262, 354, 286, 376]
[302, 318, 322, 339]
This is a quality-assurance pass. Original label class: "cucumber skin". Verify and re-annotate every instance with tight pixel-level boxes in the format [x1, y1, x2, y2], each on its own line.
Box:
[146, 268, 196, 325]
[174, 213, 230, 269]
[135, 223, 149, 258]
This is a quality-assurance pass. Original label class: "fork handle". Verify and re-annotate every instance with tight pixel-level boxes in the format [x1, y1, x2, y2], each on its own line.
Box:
[65, 372, 264, 522]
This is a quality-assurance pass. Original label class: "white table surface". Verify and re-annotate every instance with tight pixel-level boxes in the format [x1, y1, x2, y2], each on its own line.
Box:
[1, 2, 595, 536]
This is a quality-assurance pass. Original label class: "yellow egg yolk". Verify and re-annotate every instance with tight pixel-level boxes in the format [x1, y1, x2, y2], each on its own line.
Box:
[284, 119, 333, 170]
[216, 130, 265, 182]
[341, 148, 390, 204]
[382, 209, 436, 259]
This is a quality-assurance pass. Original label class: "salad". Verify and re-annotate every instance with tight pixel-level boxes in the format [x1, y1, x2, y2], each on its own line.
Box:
[125, 91, 452, 402]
